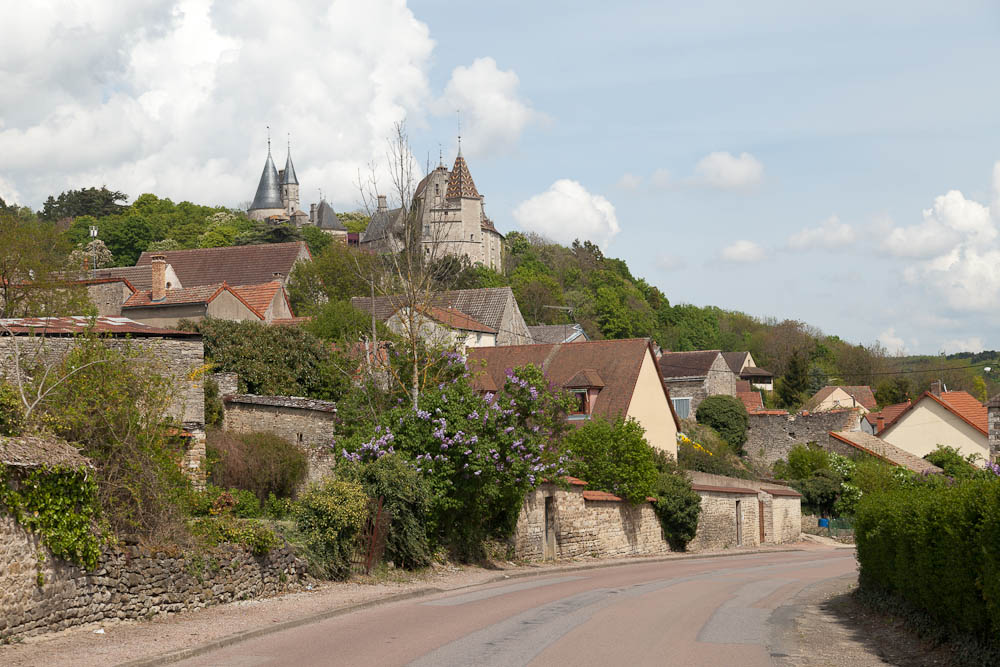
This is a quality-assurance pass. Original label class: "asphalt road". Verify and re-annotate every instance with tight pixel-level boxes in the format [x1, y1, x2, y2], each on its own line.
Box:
[177, 549, 856, 667]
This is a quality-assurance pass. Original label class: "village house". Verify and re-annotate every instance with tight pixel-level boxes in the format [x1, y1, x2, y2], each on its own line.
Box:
[806, 385, 877, 414]
[385, 305, 497, 352]
[878, 383, 989, 463]
[722, 351, 775, 391]
[861, 400, 911, 435]
[133, 241, 311, 289]
[469, 338, 681, 456]
[658, 350, 738, 419]
[352, 286, 532, 347]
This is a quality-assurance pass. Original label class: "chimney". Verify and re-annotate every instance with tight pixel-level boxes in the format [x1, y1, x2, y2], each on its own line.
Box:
[377, 194, 387, 213]
[876, 414, 885, 433]
[310, 203, 317, 224]
[930, 380, 943, 396]
[151, 254, 166, 302]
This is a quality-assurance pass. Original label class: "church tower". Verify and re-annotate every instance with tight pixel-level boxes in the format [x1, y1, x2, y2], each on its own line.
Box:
[248, 135, 285, 221]
[280, 142, 300, 216]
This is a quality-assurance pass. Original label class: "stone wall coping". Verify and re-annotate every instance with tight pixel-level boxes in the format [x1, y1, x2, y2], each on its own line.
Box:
[690, 483, 758, 495]
[582, 489, 623, 502]
[0, 435, 91, 469]
[224, 394, 337, 413]
[762, 487, 802, 497]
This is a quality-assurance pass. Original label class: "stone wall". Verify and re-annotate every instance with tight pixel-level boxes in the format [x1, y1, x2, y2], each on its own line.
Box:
[0, 515, 306, 642]
[687, 489, 760, 551]
[222, 395, 337, 483]
[745, 409, 862, 467]
[664, 378, 707, 417]
[512, 483, 670, 561]
[989, 404, 1000, 463]
[772, 496, 802, 543]
[687, 471, 802, 547]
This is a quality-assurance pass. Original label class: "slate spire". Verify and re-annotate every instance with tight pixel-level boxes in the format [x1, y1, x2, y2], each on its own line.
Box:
[250, 132, 283, 211]
[281, 137, 298, 185]
[445, 144, 480, 200]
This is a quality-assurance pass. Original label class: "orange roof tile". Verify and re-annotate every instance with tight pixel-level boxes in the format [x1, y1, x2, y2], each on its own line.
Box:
[582, 489, 623, 502]
[231, 281, 284, 317]
[937, 391, 988, 434]
[737, 390, 764, 413]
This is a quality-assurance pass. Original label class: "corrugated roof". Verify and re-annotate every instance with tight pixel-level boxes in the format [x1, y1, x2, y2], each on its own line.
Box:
[658, 350, 723, 380]
[829, 431, 943, 475]
[0, 316, 199, 337]
[468, 338, 680, 430]
[135, 242, 309, 288]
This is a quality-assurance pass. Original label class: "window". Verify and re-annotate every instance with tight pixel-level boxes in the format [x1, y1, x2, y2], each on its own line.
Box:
[568, 390, 589, 419]
[672, 397, 691, 419]
[434, 184, 439, 195]
[297, 433, 304, 443]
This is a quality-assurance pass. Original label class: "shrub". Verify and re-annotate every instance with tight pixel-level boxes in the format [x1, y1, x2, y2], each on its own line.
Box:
[773, 442, 830, 481]
[190, 516, 280, 555]
[649, 452, 701, 551]
[695, 395, 748, 455]
[293, 478, 368, 579]
[0, 382, 24, 436]
[339, 455, 431, 569]
[854, 475, 1000, 653]
[204, 377, 223, 427]
[924, 445, 980, 479]
[207, 429, 308, 502]
[564, 417, 659, 504]
[676, 421, 753, 479]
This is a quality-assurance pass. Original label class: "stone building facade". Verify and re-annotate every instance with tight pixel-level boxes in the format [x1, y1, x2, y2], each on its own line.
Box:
[687, 471, 802, 547]
[686, 486, 761, 552]
[658, 350, 738, 419]
[744, 409, 862, 467]
[222, 394, 338, 483]
[989, 394, 1000, 462]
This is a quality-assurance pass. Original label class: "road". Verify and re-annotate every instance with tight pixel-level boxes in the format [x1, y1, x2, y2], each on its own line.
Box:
[176, 549, 856, 667]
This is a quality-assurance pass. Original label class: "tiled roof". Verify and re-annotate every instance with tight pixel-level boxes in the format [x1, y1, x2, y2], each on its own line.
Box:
[360, 207, 403, 243]
[658, 350, 723, 380]
[735, 380, 751, 392]
[737, 390, 764, 413]
[224, 394, 336, 413]
[690, 484, 758, 495]
[315, 200, 345, 231]
[763, 487, 802, 497]
[134, 242, 309, 287]
[722, 352, 749, 374]
[563, 369, 605, 389]
[937, 391, 988, 434]
[582, 489, 624, 502]
[272, 316, 312, 326]
[352, 287, 516, 334]
[809, 385, 877, 411]
[528, 324, 587, 344]
[445, 154, 480, 199]
[740, 366, 774, 379]
[469, 338, 680, 430]
[0, 435, 91, 469]
[863, 401, 911, 430]
[123, 283, 228, 308]
[0, 316, 199, 338]
[829, 431, 943, 475]
[406, 305, 496, 334]
[231, 281, 284, 317]
[93, 265, 155, 291]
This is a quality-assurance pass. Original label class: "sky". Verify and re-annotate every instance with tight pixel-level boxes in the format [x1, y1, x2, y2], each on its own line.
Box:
[1, 0, 999, 355]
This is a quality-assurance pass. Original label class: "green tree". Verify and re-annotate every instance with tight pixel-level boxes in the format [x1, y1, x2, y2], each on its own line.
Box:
[973, 375, 988, 402]
[874, 377, 909, 406]
[694, 395, 749, 455]
[564, 418, 659, 504]
[777, 350, 809, 408]
[306, 300, 386, 342]
[40, 186, 127, 221]
[287, 241, 378, 314]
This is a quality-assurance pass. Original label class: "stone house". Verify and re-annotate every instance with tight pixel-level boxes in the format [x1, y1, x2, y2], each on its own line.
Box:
[352, 286, 532, 347]
[879, 388, 988, 464]
[385, 305, 497, 352]
[686, 472, 802, 549]
[222, 394, 338, 483]
[360, 149, 504, 272]
[0, 316, 206, 478]
[722, 351, 775, 391]
[469, 338, 681, 456]
[657, 350, 738, 419]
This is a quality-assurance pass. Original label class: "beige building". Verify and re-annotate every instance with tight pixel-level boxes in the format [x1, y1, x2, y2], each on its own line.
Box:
[469, 338, 681, 456]
[360, 149, 504, 271]
[386, 305, 497, 352]
[806, 385, 877, 414]
[879, 390, 989, 463]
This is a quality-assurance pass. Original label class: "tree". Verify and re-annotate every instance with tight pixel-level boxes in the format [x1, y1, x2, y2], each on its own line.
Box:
[694, 395, 749, 455]
[564, 418, 659, 504]
[973, 375, 988, 402]
[777, 350, 809, 408]
[875, 377, 909, 406]
[287, 240, 378, 313]
[306, 300, 386, 342]
[40, 186, 127, 221]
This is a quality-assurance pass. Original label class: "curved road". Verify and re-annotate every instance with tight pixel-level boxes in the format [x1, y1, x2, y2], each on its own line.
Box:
[177, 548, 855, 667]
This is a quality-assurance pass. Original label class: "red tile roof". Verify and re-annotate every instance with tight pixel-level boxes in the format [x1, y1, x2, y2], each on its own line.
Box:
[764, 487, 802, 498]
[0, 316, 198, 338]
[469, 338, 681, 431]
[879, 391, 988, 438]
[135, 242, 310, 287]
[737, 390, 764, 413]
[863, 401, 911, 431]
[122, 283, 269, 320]
[582, 489, 623, 502]
[231, 281, 285, 317]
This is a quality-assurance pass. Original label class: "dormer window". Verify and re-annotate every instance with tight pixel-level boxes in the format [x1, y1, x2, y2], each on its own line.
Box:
[571, 390, 589, 415]
[563, 369, 605, 421]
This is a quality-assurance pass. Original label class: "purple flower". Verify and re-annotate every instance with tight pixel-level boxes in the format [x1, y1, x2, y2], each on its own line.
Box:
[474, 470, 482, 476]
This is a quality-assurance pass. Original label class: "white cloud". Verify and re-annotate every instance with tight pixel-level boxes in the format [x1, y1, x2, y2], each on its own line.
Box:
[656, 254, 686, 271]
[693, 151, 763, 190]
[883, 189, 992, 258]
[940, 337, 984, 355]
[513, 179, 620, 247]
[616, 172, 641, 190]
[435, 56, 540, 158]
[788, 215, 856, 250]
[720, 240, 765, 263]
[0, 175, 22, 206]
[0, 0, 438, 208]
[650, 168, 672, 190]
[878, 328, 907, 355]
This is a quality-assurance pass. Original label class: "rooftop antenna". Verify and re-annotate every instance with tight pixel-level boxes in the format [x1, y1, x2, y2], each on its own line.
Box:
[318, 187, 323, 202]
[266, 125, 271, 154]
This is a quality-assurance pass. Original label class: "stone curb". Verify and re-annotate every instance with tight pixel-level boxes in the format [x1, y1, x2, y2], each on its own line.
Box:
[121, 545, 832, 666]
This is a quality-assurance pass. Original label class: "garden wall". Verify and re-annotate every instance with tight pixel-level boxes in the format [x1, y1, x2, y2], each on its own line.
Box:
[0, 515, 307, 642]
[687, 487, 761, 551]
[745, 409, 861, 467]
[687, 471, 802, 546]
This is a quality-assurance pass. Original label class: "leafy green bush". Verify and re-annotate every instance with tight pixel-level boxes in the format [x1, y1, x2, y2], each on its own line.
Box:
[207, 429, 308, 502]
[649, 453, 701, 551]
[695, 395, 748, 455]
[190, 516, 280, 555]
[564, 417, 658, 504]
[339, 455, 431, 569]
[676, 421, 753, 479]
[0, 382, 24, 436]
[773, 442, 830, 481]
[203, 377, 223, 427]
[924, 445, 980, 479]
[855, 476, 1000, 653]
[293, 478, 368, 579]
[264, 492, 295, 519]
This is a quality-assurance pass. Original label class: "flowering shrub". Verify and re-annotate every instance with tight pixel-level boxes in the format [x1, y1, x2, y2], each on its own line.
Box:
[340, 361, 573, 559]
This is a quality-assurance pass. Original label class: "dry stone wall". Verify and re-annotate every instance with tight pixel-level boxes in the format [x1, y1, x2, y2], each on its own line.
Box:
[745, 409, 861, 467]
[0, 516, 306, 642]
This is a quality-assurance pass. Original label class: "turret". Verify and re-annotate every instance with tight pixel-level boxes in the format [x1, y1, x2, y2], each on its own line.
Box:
[248, 134, 285, 221]
[280, 142, 300, 216]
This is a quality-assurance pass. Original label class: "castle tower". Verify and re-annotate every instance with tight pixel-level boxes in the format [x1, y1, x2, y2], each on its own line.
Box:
[248, 136, 285, 221]
[280, 142, 299, 216]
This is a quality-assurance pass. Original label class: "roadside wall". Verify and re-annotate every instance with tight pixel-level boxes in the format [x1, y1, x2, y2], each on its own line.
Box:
[687, 489, 760, 551]
[745, 409, 861, 467]
[0, 515, 306, 642]
[687, 471, 802, 546]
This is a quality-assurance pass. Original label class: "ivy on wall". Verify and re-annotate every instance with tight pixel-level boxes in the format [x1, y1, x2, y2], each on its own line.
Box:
[0, 464, 103, 570]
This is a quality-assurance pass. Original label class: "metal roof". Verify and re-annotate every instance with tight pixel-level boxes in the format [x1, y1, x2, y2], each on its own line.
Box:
[250, 151, 283, 210]
[281, 150, 298, 185]
[316, 200, 345, 231]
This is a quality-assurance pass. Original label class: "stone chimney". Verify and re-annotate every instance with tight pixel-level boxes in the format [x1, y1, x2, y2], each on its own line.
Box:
[930, 380, 943, 396]
[377, 194, 387, 213]
[988, 395, 1000, 463]
[151, 254, 167, 302]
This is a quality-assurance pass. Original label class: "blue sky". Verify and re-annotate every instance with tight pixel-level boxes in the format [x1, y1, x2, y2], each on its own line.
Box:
[1, 1, 999, 353]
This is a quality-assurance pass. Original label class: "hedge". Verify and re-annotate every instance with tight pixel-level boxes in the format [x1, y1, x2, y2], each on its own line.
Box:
[854, 478, 1000, 644]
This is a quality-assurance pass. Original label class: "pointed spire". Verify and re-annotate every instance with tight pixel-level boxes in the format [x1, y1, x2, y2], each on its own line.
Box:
[249, 129, 283, 211]
[281, 134, 298, 185]
[446, 149, 480, 200]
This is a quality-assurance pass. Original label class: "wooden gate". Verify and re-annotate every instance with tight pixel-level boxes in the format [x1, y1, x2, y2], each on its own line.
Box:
[759, 500, 765, 543]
